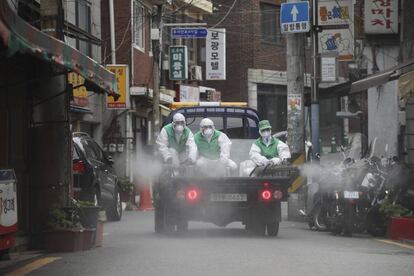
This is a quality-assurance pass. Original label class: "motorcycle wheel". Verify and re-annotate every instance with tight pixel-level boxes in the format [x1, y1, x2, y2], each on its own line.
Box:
[343, 206, 354, 237]
[313, 206, 328, 231]
[266, 222, 279, 237]
[366, 205, 387, 237]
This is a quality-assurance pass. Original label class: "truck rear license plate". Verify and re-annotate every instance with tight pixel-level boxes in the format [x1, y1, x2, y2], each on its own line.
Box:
[344, 191, 359, 199]
[210, 193, 247, 202]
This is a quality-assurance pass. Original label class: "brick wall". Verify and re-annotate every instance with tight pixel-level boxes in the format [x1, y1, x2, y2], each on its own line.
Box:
[205, 0, 311, 102]
[101, 0, 153, 87]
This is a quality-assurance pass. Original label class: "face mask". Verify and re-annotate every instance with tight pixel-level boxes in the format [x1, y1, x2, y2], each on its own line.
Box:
[261, 130, 271, 139]
[203, 128, 214, 137]
[174, 124, 184, 133]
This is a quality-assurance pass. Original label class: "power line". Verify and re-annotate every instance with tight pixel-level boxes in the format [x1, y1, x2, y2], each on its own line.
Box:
[210, 0, 238, 28]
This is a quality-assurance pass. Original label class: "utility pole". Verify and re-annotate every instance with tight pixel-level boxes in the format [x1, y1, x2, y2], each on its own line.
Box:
[109, 0, 116, 64]
[40, 0, 68, 206]
[311, 0, 320, 158]
[286, 1, 305, 160]
[152, 5, 162, 143]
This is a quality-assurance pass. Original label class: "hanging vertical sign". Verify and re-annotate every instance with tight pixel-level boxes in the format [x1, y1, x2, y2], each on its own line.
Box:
[106, 65, 129, 109]
[318, 0, 354, 61]
[206, 28, 226, 80]
[169, 46, 188, 80]
[320, 56, 337, 82]
[364, 0, 398, 34]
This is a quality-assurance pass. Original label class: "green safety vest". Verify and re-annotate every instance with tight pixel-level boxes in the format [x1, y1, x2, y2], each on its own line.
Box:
[164, 123, 190, 153]
[194, 130, 221, 160]
[254, 137, 280, 159]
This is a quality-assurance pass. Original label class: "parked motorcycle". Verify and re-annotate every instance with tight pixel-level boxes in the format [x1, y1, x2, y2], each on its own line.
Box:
[325, 139, 386, 237]
[300, 135, 365, 232]
[325, 157, 367, 236]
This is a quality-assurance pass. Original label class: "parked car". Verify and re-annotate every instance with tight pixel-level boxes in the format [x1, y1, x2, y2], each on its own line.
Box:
[72, 132, 122, 221]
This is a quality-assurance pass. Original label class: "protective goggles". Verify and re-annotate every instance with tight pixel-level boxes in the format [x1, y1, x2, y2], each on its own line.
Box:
[260, 128, 271, 133]
[173, 121, 185, 126]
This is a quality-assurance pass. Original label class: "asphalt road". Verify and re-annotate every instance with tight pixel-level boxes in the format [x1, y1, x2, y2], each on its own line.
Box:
[17, 211, 414, 276]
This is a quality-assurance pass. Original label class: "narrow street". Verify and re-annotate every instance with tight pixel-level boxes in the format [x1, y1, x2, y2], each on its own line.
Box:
[7, 211, 413, 276]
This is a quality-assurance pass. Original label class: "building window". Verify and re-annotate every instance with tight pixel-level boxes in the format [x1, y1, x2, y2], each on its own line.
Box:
[76, 0, 91, 56]
[133, 1, 145, 50]
[260, 3, 280, 43]
[257, 84, 286, 132]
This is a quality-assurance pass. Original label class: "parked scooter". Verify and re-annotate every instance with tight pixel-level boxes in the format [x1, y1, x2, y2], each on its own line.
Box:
[300, 137, 362, 232]
[325, 140, 405, 237]
[364, 156, 395, 236]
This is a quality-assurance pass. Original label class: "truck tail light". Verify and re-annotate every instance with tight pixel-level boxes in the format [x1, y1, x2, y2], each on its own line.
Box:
[186, 187, 201, 202]
[259, 189, 273, 202]
[73, 160, 85, 174]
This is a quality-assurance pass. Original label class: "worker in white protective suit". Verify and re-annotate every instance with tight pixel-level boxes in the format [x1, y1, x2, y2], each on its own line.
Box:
[249, 120, 291, 167]
[156, 113, 197, 167]
[194, 118, 238, 174]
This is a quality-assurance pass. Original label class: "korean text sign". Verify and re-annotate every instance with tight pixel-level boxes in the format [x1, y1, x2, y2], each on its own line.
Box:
[206, 28, 226, 80]
[364, 0, 398, 34]
[106, 65, 129, 109]
[68, 72, 89, 107]
[169, 46, 188, 80]
[318, 0, 353, 26]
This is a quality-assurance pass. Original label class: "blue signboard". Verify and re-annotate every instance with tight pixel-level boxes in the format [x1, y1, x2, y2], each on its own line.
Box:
[280, 2, 310, 33]
[171, 28, 208, 39]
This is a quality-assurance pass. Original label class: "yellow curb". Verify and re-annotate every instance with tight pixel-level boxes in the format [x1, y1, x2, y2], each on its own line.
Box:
[376, 239, 414, 250]
[6, 257, 61, 276]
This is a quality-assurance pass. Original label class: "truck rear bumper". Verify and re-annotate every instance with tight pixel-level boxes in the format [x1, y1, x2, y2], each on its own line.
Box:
[171, 201, 281, 226]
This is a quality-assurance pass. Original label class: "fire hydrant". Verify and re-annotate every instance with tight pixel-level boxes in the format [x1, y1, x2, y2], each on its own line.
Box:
[331, 137, 337, 153]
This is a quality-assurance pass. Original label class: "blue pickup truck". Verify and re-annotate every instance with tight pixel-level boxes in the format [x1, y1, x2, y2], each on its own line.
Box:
[153, 105, 298, 236]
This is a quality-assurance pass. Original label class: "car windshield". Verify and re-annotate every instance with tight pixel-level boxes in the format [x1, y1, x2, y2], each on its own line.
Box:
[186, 117, 224, 133]
[184, 116, 251, 139]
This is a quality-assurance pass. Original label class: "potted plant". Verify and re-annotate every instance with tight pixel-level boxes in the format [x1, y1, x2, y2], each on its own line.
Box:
[118, 177, 134, 202]
[72, 198, 100, 229]
[380, 202, 414, 240]
[45, 208, 84, 252]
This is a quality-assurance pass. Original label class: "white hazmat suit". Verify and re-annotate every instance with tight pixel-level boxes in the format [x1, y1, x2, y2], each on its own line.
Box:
[156, 113, 197, 167]
[194, 118, 237, 175]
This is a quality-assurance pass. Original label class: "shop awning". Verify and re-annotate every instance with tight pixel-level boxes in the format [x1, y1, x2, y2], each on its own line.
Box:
[350, 57, 414, 94]
[0, 1, 118, 98]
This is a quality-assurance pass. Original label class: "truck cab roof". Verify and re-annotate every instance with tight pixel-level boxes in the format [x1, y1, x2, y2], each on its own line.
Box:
[164, 106, 260, 139]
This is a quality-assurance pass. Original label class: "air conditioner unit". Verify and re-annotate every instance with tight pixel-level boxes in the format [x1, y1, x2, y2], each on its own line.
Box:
[190, 65, 202, 81]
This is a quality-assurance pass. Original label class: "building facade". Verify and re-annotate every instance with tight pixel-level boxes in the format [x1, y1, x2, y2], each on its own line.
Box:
[100, 0, 212, 185]
[204, 0, 348, 146]
[0, 0, 117, 247]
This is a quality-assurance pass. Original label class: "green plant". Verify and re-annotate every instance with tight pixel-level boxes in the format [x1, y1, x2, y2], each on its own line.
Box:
[379, 202, 411, 219]
[72, 198, 95, 209]
[47, 208, 79, 230]
[118, 177, 134, 193]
